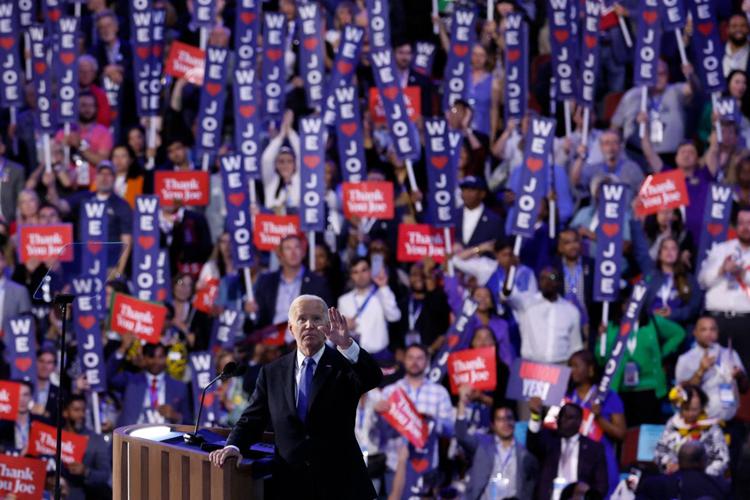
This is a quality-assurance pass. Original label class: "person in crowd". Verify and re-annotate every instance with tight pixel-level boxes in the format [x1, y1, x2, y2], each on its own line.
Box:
[0, 381, 37, 454]
[376, 344, 454, 492]
[503, 267, 582, 365]
[337, 256, 401, 359]
[392, 40, 436, 118]
[261, 110, 300, 213]
[249, 234, 332, 329]
[653, 385, 730, 477]
[0, 251, 32, 326]
[160, 202, 213, 279]
[455, 176, 505, 248]
[699, 206, 750, 366]
[564, 350, 626, 495]
[527, 398, 609, 500]
[30, 347, 61, 424]
[13, 189, 43, 229]
[723, 14, 750, 78]
[0, 139, 25, 225]
[61, 395, 112, 500]
[77, 55, 112, 127]
[467, 44, 500, 140]
[456, 403, 538, 500]
[571, 129, 644, 199]
[636, 441, 732, 500]
[468, 287, 513, 367]
[595, 303, 685, 426]
[209, 296, 382, 499]
[675, 316, 749, 421]
[106, 336, 192, 426]
[111, 144, 144, 208]
[554, 228, 597, 338]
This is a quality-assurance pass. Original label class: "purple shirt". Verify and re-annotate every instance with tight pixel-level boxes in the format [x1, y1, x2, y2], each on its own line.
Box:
[681, 166, 714, 242]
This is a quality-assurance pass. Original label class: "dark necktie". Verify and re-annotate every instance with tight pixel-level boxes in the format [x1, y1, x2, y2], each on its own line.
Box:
[297, 358, 316, 422]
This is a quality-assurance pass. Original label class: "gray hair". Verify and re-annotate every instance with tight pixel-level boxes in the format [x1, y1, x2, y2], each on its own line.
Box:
[288, 295, 329, 323]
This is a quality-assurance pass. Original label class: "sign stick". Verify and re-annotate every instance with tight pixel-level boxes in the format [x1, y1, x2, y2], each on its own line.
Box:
[201, 153, 210, 172]
[43, 133, 52, 174]
[548, 150, 556, 239]
[600, 301, 609, 358]
[199, 27, 208, 51]
[74, 2, 81, 18]
[308, 231, 316, 271]
[502, 235, 522, 295]
[9, 106, 18, 155]
[674, 28, 688, 66]
[563, 99, 572, 137]
[24, 32, 31, 82]
[487, 0, 493, 22]
[405, 159, 423, 212]
[618, 15, 633, 48]
[638, 86, 648, 139]
[91, 392, 101, 434]
[432, 0, 439, 34]
[242, 267, 257, 321]
[249, 179, 257, 226]
[146, 117, 157, 171]
[63, 122, 71, 169]
[713, 92, 723, 143]
[444, 227, 454, 276]
[582, 107, 591, 147]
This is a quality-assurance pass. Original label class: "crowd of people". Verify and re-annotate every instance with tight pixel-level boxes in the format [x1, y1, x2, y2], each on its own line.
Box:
[2, 0, 750, 499]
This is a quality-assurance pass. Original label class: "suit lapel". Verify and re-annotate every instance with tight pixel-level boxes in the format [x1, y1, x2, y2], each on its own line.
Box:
[308, 347, 336, 412]
[283, 353, 297, 416]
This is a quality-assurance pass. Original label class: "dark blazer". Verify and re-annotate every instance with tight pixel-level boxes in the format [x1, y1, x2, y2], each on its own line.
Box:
[227, 345, 382, 500]
[392, 289, 451, 350]
[552, 255, 602, 331]
[252, 269, 333, 329]
[456, 205, 505, 248]
[40, 383, 61, 426]
[64, 430, 112, 500]
[0, 158, 25, 220]
[106, 356, 192, 427]
[636, 469, 732, 500]
[526, 427, 608, 500]
[406, 69, 436, 117]
[456, 419, 538, 500]
[0, 415, 46, 453]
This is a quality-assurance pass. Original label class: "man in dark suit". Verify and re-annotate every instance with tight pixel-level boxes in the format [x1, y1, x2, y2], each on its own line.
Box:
[527, 399, 608, 499]
[247, 235, 332, 329]
[456, 176, 505, 249]
[393, 41, 436, 117]
[61, 394, 112, 500]
[106, 339, 192, 427]
[0, 381, 42, 454]
[0, 252, 32, 328]
[210, 295, 383, 499]
[456, 402, 538, 500]
[0, 140, 25, 219]
[636, 441, 732, 500]
[31, 348, 61, 425]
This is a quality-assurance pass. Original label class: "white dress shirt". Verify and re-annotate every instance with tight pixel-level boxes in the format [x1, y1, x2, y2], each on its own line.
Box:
[337, 285, 401, 353]
[461, 205, 484, 245]
[557, 435, 580, 484]
[723, 42, 750, 77]
[698, 239, 750, 313]
[507, 291, 582, 363]
[138, 372, 166, 424]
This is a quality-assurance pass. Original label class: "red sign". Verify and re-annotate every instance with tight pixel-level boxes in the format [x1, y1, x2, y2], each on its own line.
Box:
[634, 169, 690, 216]
[380, 388, 428, 448]
[253, 214, 301, 250]
[342, 181, 394, 219]
[164, 41, 205, 85]
[18, 224, 74, 263]
[192, 277, 220, 314]
[154, 171, 211, 206]
[397, 224, 453, 263]
[28, 421, 88, 464]
[447, 347, 497, 395]
[0, 381, 20, 421]
[109, 293, 167, 345]
[0, 455, 46, 500]
[369, 86, 421, 124]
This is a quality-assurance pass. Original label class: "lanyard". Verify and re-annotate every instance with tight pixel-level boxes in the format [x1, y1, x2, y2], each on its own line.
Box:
[496, 442, 515, 475]
[658, 274, 673, 306]
[355, 286, 378, 318]
[650, 94, 664, 114]
[564, 263, 582, 295]
[408, 298, 423, 330]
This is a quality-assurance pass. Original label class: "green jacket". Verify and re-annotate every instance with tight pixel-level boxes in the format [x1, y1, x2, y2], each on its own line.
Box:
[594, 315, 685, 398]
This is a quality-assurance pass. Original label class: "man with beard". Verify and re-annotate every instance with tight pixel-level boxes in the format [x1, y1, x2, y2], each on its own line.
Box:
[699, 207, 750, 367]
[61, 395, 112, 500]
[571, 129, 643, 197]
[723, 14, 750, 77]
[527, 399, 608, 499]
[54, 91, 113, 188]
[502, 267, 582, 364]
[375, 344, 453, 493]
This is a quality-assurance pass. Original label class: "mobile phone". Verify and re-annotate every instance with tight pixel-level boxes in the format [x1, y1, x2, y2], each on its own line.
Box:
[371, 254, 384, 277]
[626, 467, 642, 491]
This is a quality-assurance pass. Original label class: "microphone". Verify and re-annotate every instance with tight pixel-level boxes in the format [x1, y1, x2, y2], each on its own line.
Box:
[183, 362, 239, 445]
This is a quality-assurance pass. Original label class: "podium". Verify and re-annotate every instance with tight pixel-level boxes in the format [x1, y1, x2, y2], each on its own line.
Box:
[113, 424, 271, 500]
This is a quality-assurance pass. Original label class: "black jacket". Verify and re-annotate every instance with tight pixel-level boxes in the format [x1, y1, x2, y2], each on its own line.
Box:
[227, 346, 382, 499]
[252, 269, 333, 329]
[636, 469, 732, 500]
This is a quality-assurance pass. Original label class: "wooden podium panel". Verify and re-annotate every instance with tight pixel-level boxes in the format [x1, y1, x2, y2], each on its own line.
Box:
[113, 424, 267, 500]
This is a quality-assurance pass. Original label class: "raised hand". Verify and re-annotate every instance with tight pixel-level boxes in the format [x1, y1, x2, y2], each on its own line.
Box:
[327, 307, 353, 349]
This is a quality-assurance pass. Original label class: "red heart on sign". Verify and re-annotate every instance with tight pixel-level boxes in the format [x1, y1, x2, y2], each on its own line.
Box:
[228, 192, 245, 206]
[337, 60, 353, 74]
[136, 46, 150, 60]
[340, 122, 357, 137]
[382, 86, 399, 100]
[447, 335, 459, 348]
[601, 223, 619, 237]
[696, 22, 713, 36]
[156, 289, 167, 302]
[203, 392, 215, 407]
[303, 155, 319, 168]
[507, 49, 520, 62]
[240, 12, 256, 25]
[266, 48, 282, 61]
[152, 45, 163, 58]
[87, 242, 102, 255]
[431, 155, 448, 169]
[707, 223, 723, 236]
[620, 323, 631, 336]
[642, 10, 658, 25]
[303, 38, 318, 50]
[452, 44, 468, 57]
[138, 236, 155, 250]
[553, 29, 569, 43]
[48, 9, 61, 22]
[60, 52, 75, 65]
[205, 83, 222, 96]
[34, 61, 46, 75]
[526, 157, 543, 172]
[0, 37, 14, 50]
[584, 35, 597, 49]
[239, 105, 256, 118]
[78, 315, 96, 330]
[410, 458, 429, 473]
[15, 358, 32, 372]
